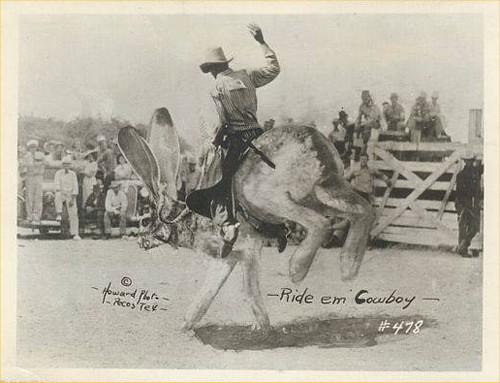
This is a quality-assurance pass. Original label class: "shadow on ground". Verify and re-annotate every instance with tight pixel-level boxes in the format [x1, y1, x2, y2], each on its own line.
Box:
[194, 314, 436, 351]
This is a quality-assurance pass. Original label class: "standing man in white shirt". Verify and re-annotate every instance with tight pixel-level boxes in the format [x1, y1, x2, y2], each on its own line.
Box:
[54, 156, 81, 240]
[104, 182, 128, 239]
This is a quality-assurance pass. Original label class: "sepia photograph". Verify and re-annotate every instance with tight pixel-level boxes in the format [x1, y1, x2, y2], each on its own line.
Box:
[2, 1, 499, 382]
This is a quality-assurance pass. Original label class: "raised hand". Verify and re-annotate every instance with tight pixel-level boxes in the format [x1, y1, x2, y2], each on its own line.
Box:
[248, 23, 265, 44]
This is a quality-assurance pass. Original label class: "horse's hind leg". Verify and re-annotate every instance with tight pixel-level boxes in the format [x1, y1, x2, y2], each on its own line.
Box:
[315, 185, 375, 281]
[240, 237, 271, 330]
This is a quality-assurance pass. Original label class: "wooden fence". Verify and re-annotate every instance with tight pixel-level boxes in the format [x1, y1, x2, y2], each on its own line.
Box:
[367, 141, 469, 247]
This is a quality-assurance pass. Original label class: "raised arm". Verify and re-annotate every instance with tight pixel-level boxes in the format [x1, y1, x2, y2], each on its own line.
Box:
[247, 23, 280, 88]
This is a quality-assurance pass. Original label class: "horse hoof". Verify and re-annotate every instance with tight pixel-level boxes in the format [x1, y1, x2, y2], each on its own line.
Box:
[181, 320, 192, 330]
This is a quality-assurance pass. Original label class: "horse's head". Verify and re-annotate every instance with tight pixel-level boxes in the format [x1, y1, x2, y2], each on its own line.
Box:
[118, 108, 194, 251]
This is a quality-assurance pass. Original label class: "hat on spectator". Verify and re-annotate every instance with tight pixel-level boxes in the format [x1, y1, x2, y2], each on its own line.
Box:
[62, 156, 73, 165]
[96, 135, 106, 142]
[34, 152, 45, 161]
[390, 92, 399, 99]
[200, 47, 233, 73]
[27, 139, 39, 148]
[431, 91, 439, 99]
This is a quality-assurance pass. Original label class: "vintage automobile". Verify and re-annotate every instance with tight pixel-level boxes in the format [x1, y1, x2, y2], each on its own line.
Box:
[17, 163, 151, 236]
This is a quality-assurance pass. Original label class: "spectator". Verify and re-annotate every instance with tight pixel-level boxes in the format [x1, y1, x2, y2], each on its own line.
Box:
[407, 92, 431, 143]
[455, 153, 481, 257]
[337, 110, 355, 163]
[82, 150, 98, 204]
[71, 139, 85, 161]
[384, 93, 406, 131]
[179, 153, 201, 201]
[344, 152, 392, 203]
[429, 91, 451, 140]
[84, 178, 106, 239]
[328, 118, 346, 156]
[18, 144, 28, 181]
[24, 140, 45, 225]
[52, 141, 65, 161]
[263, 118, 275, 131]
[104, 182, 128, 239]
[96, 135, 116, 191]
[354, 90, 382, 147]
[54, 156, 81, 240]
[114, 154, 133, 181]
[43, 141, 56, 159]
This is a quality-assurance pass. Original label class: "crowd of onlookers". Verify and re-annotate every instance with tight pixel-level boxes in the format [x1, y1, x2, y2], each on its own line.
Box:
[18, 134, 136, 240]
[320, 90, 450, 166]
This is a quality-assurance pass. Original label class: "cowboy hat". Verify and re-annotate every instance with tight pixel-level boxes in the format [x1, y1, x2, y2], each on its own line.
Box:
[96, 134, 106, 142]
[200, 47, 233, 73]
[27, 139, 39, 148]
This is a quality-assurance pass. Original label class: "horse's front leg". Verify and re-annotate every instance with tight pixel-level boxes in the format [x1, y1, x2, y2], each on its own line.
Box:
[240, 237, 271, 331]
[182, 252, 239, 331]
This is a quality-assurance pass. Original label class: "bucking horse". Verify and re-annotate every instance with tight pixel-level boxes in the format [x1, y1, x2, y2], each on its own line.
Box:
[118, 107, 374, 332]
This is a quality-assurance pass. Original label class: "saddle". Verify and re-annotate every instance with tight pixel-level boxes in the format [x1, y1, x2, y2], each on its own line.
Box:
[185, 146, 288, 250]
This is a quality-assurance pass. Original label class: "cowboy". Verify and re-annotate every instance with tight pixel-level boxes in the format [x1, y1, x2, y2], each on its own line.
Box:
[187, 23, 281, 256]
[354, 90, 382, 147]
[384, 92, 406, 131]
[54, 156, 81, 240]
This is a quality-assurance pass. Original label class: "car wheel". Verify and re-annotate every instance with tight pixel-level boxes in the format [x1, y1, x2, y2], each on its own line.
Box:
[39, 227, 49, 235]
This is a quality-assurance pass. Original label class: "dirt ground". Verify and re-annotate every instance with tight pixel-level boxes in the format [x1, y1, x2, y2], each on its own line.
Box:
[16, 234, 482, 371]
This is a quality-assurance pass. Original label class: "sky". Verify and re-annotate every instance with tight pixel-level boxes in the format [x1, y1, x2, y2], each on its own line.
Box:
[19, 13, 483, 145]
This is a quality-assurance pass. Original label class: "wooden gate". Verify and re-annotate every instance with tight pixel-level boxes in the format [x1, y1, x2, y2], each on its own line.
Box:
[367, 141, 468, 247]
